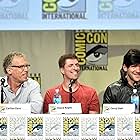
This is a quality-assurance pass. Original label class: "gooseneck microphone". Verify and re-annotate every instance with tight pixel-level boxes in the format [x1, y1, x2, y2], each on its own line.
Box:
[68, 79, 76, 103]
[133, 82, 139, 89]
[1, 78, 6, 103]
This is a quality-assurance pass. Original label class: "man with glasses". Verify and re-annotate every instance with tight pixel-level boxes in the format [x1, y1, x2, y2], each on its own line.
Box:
[0, 52, 43, 114]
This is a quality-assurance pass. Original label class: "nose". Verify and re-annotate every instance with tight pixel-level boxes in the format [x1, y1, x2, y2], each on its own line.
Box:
[24, 68, 28, 72]
[23, 64, 30, 71]
[23, 66, 29, 72]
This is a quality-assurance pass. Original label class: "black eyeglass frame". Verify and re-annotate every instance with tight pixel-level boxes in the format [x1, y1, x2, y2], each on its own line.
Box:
[11, 64, 31, 69]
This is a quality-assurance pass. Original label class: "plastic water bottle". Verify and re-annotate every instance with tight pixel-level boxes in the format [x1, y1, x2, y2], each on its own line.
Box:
[53, 89, 62, 104]
[131, 88, 139, 114]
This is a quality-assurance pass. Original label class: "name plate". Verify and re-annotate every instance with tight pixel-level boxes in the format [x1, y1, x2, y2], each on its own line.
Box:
[102, 104, 135, 114]
[0, 104, 31, 114]
[49, 103, 82, 114]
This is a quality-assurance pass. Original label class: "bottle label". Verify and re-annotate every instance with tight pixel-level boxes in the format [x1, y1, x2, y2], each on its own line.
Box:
[53, 97, 61, 104]
[131, 94, 139, 113]
[53, 88, 61, 104]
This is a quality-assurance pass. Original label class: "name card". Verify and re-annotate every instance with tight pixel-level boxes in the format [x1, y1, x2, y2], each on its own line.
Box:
[102, 104, 135, 114]
[49, 103, 82, 114]
[0, 104, 31, 114]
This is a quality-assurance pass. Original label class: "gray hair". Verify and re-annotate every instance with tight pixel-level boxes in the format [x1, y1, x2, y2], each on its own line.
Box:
[3, 52, 26, 74]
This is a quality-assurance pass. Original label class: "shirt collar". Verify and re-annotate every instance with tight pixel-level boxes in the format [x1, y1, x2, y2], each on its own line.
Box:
[3, 76, 28, 88]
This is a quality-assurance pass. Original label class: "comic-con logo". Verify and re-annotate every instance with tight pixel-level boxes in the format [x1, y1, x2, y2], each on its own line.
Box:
[103, 106, 111, 113]
[0, 0, 21, 7]
[50, 106, 57, 112]
[74, 30, 108, 71]
[42, 0, 86, 20]
[98, 0, 135, 12]
[0, 106, 6, 113]
[114, 0, 135, 7]
[0, 0, 28, 19]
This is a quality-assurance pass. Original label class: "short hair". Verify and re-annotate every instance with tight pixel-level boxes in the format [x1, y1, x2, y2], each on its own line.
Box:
[58, 54, 78, 68]
[120, 49, 140, 82]
[123, 49, 140, 67]
[3, 52, 26, 74]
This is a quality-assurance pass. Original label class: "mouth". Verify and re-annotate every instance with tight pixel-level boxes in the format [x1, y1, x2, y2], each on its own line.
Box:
[134, 73, 140, 77]
[22, 73, 28, 78]
[71, 70, 79, 76]
[70, 71, 80, 79]
[133, 74, 140, 81]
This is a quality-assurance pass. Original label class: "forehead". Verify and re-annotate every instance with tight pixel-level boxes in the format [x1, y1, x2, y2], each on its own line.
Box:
[130, 64, 140, 67]
[65, 59, 79, 64]
[12, 56, 27, 64]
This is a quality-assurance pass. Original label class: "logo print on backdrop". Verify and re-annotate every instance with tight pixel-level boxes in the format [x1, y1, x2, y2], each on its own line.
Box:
[27, 117, 43, 136]
[30, 73, 41, 87]
[57, 0, 79, 9]
[74, 30, 108, 71]
[63, 116, 79, 136]
[81, 117, 98, 136]
[0, 0, 28, 19]
[99, 116, 115, 136]
[0, 117, 7, 136]
[9, 116, 26, 136]
[135, 116, 140, 136]
[98, 0, 140, 19]
[117, 116, 133, 136]
[45, 116, 61, 136]
[42, 0, 86, 20]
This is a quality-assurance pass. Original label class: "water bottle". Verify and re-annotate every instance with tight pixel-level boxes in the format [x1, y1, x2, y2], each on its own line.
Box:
[53, 89, 62, 104]
[131, 88, 139, 114]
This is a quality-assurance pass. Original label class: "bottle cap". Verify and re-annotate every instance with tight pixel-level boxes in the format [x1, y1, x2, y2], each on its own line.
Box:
[55, 89, 59, 93]
[133, 88, 137, 94]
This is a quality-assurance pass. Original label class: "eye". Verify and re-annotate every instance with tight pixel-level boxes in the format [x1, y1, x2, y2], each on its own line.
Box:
[51, 124, 60, 131]
[113, 0, 135, 7]
[86, 45, 108, 64]
[33, 124, 43, 131]
[57, 0, 79, 9]
[0, 0, 20, 8]
[0, 124, 7, 130]
[69, 124, 79, 131]
[105, 124, 115, 131]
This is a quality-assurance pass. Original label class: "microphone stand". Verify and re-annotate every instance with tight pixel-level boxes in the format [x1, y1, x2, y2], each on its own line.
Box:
[1, 85, 4, 104]
[68, 80, 74, 103]
[1, 78, 6, 104]
[133, 82, 138, 89]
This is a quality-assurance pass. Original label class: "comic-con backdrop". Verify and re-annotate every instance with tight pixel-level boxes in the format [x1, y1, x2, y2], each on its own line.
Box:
[0, 31, 139, 105]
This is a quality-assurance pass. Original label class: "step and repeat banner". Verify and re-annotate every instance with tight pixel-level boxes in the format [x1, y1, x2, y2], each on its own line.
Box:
[0, 114, 140, 140]
[74, 30, 108, 71]
[0, 0, 140, 30]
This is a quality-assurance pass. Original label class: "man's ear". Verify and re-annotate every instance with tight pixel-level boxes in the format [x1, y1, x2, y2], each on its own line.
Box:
[123, 64, 128, 72]
[6, 67, 12, 75]
[60, 68, 64, 75]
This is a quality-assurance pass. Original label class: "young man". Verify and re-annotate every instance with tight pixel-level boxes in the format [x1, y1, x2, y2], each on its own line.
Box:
[43, 54, 100, 114]
[103, 49, 140, 112]
[0, 52, 43, 113]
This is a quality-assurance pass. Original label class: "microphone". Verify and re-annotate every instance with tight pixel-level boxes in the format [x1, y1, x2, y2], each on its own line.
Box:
[1, 78, 5, 104]
[68, 79, 76, 89]
[68, 79, 76, 103]
[133, 82, 139, 89]
[1, 78, 5, 86]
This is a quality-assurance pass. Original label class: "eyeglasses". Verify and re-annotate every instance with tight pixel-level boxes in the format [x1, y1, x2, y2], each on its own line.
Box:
[11, 64, 30, 70]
